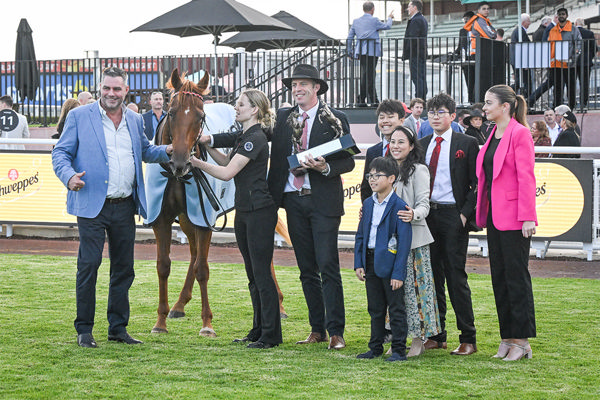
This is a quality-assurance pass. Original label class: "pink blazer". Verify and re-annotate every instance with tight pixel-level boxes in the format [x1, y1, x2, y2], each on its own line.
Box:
[476, 118, 538, 230]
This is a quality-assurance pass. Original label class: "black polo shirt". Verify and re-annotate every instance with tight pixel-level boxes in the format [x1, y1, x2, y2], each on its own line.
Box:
[229, 124, 274, 212]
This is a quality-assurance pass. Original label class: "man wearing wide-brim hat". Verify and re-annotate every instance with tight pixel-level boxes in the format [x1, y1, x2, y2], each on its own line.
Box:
[268, 63, 356, 350]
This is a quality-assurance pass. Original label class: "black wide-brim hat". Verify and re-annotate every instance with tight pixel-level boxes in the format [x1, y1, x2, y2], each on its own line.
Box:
[282, 64, 329, 95]
[463, 109, 485, 127]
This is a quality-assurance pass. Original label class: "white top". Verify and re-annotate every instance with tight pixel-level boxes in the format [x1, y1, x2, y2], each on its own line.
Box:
[284, 102, 319, 192]
[368, 189, 394, 249]
[100, 105, 135, 198]
[425, 128, 456, 204]
[546, 123, 561, 145]
[0, 112, 29, 150]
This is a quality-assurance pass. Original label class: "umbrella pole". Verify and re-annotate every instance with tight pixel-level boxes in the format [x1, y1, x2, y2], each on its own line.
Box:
[214, 35, 219, 102]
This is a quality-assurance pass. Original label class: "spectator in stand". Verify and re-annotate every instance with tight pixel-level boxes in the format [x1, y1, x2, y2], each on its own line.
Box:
[142, 92, 166, 141]
[455, 11, 476, 104]
[403, 97, 425, 136]
[575, 18, 597, 110]
[543, 108, 561, 144]
[456, 110, 471, 132]
[533, 16, 552, 41]
[530, 120, 552, 158]
[510, 14, 532, 97]
[463, 2, 497, 103]
[542, 7, 581, 110]
[0, 95, 30, 150]
[52, 98, 80, 140]
[77, 91, 93, 106]
[403, 0, 428, 100]
[496, 28, 505, 41]
[554, 105, 581, 136]
[464, 109, 487, 145]
[527, 16, 553, 108]
[553, 111, 581, 158]
[347, 1, 394, 106]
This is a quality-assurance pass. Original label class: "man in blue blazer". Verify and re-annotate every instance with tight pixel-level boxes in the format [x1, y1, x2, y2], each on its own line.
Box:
[347, 2, 394, 105]
[52, 67, 172, 348]
[142, 91, 166, 141]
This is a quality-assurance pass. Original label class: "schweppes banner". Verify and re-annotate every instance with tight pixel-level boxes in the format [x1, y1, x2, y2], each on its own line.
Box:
[0, 152, 593, 242]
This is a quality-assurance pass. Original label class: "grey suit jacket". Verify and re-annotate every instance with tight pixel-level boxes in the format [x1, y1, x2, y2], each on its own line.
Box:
[403, 115, 424, 137]
[393, 163, 434, 249]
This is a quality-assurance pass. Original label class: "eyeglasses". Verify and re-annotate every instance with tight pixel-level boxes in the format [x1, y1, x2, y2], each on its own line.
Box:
[365, 173, 388, 181]
[427, 110, 450, 118]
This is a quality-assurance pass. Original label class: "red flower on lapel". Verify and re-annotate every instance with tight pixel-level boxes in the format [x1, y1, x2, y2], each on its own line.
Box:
[455, 150, 465, 159]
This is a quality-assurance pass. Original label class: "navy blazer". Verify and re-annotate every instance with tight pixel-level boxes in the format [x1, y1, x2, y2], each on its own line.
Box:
[360, 141, 384, 202]
[142, 110, 166, 141]
[354, 192, 412, 281]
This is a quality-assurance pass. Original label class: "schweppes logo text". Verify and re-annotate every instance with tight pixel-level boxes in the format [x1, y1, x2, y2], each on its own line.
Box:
[0, 172, 40, 197]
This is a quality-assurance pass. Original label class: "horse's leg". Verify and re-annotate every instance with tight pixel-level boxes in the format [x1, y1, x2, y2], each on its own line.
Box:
[152, 219, 174, 333]
[168, 218, 198, 319]
[270, 261, 288, 319]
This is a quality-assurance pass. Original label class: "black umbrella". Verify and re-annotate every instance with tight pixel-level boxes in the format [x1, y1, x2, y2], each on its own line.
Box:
[220, 10, 338, 51]
[131, 0, 294, 95]
[15, 18, 40, 102]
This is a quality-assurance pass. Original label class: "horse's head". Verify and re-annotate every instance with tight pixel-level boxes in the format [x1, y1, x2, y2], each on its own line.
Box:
[161, 68, 210, 177]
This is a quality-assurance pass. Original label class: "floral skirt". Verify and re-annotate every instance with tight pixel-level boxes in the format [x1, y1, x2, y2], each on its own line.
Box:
[404, 245, 440, 338]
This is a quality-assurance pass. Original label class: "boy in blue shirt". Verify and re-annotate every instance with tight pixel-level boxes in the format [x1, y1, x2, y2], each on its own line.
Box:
[354, 156, 412, 361]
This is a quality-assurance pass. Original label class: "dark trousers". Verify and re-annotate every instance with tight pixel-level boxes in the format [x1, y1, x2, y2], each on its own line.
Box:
[549, 67, 577, 110]
[359, 55, 379, 104]
[513, 68, 531, 98]
[528, 76, 551, 106]
[486, 214, 536, 339]
[463, 61, 476, 104]
[577, 65, 592, 108]
[426, 207, 476, 344]
[75, 198, 136, 335]
[410, 57, 428, 101]
[235, 205, 282, 345]
[283, 192, 345, 337]
[365, 252, 407, 355]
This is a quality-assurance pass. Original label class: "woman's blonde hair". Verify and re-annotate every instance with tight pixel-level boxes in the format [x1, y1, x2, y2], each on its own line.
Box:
[532, 120, 549, 138]
[241, 89, 275, 130]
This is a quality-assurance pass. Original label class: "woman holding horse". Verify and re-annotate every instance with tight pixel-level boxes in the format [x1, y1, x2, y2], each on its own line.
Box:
[191, 89, 282, 349]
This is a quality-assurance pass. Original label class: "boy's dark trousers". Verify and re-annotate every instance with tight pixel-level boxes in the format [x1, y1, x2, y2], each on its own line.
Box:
[365, 250, 408, 355]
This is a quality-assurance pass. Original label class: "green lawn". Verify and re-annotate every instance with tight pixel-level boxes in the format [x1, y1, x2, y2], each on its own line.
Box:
[0, 254, 598, 399]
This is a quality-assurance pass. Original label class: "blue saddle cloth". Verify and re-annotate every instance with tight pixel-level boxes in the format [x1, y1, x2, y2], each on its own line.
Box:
[145, 103, 237, 228]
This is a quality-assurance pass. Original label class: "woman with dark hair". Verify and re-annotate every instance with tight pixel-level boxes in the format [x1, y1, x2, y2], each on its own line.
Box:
[478, 84, 537, 361]
[530, 120, 551, 158]
[191, 89, 281, 349]
[464, 109, 487, 145]
[387, 125, 439, 357]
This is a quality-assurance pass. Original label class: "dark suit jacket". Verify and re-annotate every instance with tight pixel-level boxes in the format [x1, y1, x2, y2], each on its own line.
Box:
[142, 110, 166, 141]
[553, 128, 581, 158]
[510, 25, 530, 66]
[419, 131, 480, 230]
[454, 27, 469, 57]
[354, 192, 412, 281]
[403, 12, 428, 61]
[532, 24, 547, 42]
[360, 142, 384, 202]
[578, 26, 597, 66]
[268, 104, 355, 217]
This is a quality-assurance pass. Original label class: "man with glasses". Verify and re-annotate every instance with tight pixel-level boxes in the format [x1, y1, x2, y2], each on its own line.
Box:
[418, 93, 479, 356]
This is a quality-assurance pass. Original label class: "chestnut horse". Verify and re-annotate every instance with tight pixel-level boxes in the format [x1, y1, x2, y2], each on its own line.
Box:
[150, 69, 287, 336]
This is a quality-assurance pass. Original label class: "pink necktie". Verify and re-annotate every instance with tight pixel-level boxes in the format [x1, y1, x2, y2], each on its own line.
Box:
[428, 136, 443, 197]
[416, 119, 421, 133]
[293, 112, 309, 190]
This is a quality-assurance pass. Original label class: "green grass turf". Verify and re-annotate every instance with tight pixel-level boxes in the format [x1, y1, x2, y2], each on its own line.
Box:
[0, 254, 598, 399]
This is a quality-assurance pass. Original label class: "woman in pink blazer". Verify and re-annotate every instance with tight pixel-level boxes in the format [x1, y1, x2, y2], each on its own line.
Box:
[477, 85, 538, 361]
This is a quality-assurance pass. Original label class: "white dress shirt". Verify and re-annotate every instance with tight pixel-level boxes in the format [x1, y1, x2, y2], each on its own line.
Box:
[101, 105, 135, 199]
[425, 128, 456, 204]
[546, 123, 561, 145]
[368, 189, 394, 249]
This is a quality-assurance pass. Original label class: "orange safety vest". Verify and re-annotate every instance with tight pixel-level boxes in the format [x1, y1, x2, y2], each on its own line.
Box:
[463, 14, 496, 55]
[548, 21, 572, 68]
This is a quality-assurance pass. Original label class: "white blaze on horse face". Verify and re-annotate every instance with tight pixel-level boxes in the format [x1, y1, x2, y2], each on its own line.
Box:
[185, 107, 190, 115]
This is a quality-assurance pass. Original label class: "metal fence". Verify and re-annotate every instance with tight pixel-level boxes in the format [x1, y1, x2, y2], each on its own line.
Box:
[1, 37, 597, 124]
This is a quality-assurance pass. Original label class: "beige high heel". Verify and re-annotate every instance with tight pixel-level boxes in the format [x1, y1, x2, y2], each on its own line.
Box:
[503, 343, 532, 361]
[407, 337, 425, 357]
[492, 341, 512, 359]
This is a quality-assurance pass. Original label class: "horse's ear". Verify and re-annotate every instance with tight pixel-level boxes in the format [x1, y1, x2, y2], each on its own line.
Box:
[198, 71, 210, 95]
[167, 68, 182, 91]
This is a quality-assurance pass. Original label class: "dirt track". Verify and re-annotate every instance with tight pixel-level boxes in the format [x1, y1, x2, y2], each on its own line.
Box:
[1, 237, 598, 280]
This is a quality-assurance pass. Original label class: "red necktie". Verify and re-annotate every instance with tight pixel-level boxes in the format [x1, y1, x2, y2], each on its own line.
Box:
[428, 136, 443, 197]
[293, 112, 309, 190]
[416, 119, 421, 133]
[384, 143, 390, 157]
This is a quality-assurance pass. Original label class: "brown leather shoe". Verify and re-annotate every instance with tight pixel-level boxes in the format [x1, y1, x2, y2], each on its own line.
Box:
[450, 343, 477, 355]
[296, 332, 327, 344]
[328, 335, 346, 350]
[423, 339, 447, 350]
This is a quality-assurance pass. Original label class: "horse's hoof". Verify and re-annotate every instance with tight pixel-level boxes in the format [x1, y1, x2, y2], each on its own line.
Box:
[168, 310, 185, 319]
[151, 327, 168, 334]
[199, 327, 217, 337]
[280, 312, 289, 319]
